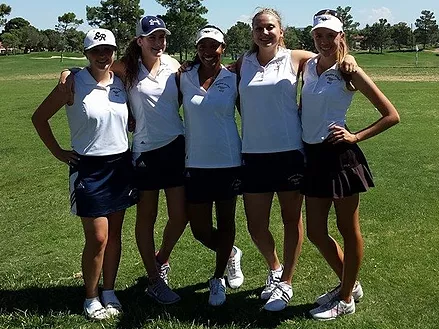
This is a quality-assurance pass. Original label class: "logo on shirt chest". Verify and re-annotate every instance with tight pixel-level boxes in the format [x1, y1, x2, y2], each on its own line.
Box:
[109, 87, 126, 104]
[324, 73, 342, 84]
[215, 82, 231, 93]
[110, 87, 123, 97]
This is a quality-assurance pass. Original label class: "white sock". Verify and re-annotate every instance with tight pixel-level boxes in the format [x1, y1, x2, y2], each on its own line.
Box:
[101, 289, 120, 306]
[273, 265, 283, 272]
[84, 297, 103, 313]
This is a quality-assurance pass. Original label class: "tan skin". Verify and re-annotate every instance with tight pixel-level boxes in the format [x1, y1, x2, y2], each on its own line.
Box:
[242, 12, 360, 288]
[61, 31, 187, 281]
[306, 27, 400, 303]
[185, 37, 238, 279]
[32, 46, 126, 299]
[113, 31, 187, 283]
[60, 32, 187, 284]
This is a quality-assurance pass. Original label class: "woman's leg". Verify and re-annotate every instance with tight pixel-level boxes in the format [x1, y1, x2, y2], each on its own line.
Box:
[81, 216, 108, 298]
[305, 197, 344, 279]
[188, 198, 236, 277]
[277, 191, 303, 284]
[244, 192, 279, 269]
[102, 209, 125, 290]
[156, 186, 187, 264]
[135, 190, 160, 279]
[214, 197, 236, 278]
[137, 190, 180, 304]
[334, 194, 362, 302]
[188, 201, 216, 250]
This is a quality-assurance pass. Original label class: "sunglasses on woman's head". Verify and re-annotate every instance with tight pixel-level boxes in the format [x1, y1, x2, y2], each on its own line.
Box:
[314, 9, 341, 21]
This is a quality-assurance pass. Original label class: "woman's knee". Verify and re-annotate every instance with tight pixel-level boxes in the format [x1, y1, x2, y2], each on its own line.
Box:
[136, 207, 158, 228]
[189, 221, 210, 244]
[306, 225, 327, 246]
[281, 209, 302, 227]
[86, 231, 108, 252]
[247, 220, 268, 243]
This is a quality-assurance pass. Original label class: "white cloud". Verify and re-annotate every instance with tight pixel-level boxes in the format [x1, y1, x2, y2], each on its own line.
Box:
[359, 7, 395, 26]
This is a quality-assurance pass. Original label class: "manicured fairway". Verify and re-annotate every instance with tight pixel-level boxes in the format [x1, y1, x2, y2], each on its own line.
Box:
[0, 51, 438, 328]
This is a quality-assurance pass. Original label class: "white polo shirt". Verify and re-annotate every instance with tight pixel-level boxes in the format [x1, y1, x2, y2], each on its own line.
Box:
[239, 47, 303, 153]
[66, 68, 129, 156]
[301, 56, 355, 144]
[128, 54, 184, 153]
[180, 64, 241, 168]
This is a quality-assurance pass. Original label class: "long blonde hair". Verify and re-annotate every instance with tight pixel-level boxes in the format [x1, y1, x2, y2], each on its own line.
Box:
[249, 8, 286, 54]
[336, 33, 356, 91]
[337, 33, 349, 65]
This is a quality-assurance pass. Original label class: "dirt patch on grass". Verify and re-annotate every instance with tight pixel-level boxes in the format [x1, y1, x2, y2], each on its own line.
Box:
[2, 72, 439, 82]
[0, 73, 59, 81]
[370, 75, 439, 82]
[32, 56, 86, 60]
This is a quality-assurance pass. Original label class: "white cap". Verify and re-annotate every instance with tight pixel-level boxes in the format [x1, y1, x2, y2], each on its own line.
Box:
[195, 27, 224, 45]
[84, 28, 117, 51]
[311, 14, 343, 33]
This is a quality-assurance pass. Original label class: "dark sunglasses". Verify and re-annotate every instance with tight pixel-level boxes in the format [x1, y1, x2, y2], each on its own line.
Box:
[314, 9, 341, 21]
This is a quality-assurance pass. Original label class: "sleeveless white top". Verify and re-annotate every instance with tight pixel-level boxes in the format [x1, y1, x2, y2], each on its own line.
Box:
[128, 54, 184, 153]
[180, 64, 241, 168]
[239, 47, 303, 153]
[301, 56, 355, 144]
[66, 68, 129, 156]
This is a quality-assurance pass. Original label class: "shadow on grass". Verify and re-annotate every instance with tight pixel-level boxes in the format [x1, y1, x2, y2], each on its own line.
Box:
[111, 277, 315, 329]
[0, 276, 315, 328]
[0, 284, 84, 315]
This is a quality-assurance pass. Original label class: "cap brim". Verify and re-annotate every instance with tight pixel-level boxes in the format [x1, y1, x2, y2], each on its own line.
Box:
[138, 27, 171, 37]
[84, 44, 117, 51]
[311, 16, 343, 33]
[195, 36, 225, 45]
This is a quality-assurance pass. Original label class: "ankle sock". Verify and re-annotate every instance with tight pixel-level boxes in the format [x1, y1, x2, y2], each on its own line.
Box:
[273, 265, 283, 272]
[101, 289, 120, 306]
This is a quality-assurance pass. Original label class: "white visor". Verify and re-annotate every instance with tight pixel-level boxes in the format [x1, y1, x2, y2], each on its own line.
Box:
[311, 14, 343, 33]
[195, 27, 224, 45]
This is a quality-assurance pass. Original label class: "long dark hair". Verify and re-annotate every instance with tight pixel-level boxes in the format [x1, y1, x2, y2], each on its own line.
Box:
[121, 38, 142, 90]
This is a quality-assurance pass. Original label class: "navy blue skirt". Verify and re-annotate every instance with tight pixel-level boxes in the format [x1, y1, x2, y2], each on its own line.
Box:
[69, 150, 138, 217]
[302, 142, 374, 199]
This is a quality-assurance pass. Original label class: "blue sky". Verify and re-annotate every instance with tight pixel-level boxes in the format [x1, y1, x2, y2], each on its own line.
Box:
[3, 0, 439, 32]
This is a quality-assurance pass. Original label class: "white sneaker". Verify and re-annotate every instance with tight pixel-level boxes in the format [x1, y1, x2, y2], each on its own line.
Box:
[156, 259, 171, 285]
[310, 297, 355, 320]
[104, 302, 122, 317]
[208, 277, 226, 306]
[83, 299, 109, 321]
[146, 277, 181, 304]
[260, 265, 283, 300]
[226, 246, 244, 289]
[263, 281, 293, 311]
[315, 281, 363, 305]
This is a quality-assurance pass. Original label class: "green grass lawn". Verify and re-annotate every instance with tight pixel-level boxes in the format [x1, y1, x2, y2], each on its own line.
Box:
[0, 52, 438, 328]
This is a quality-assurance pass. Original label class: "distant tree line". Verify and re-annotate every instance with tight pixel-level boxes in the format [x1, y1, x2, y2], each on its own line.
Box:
[0, 1, 438, 58]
